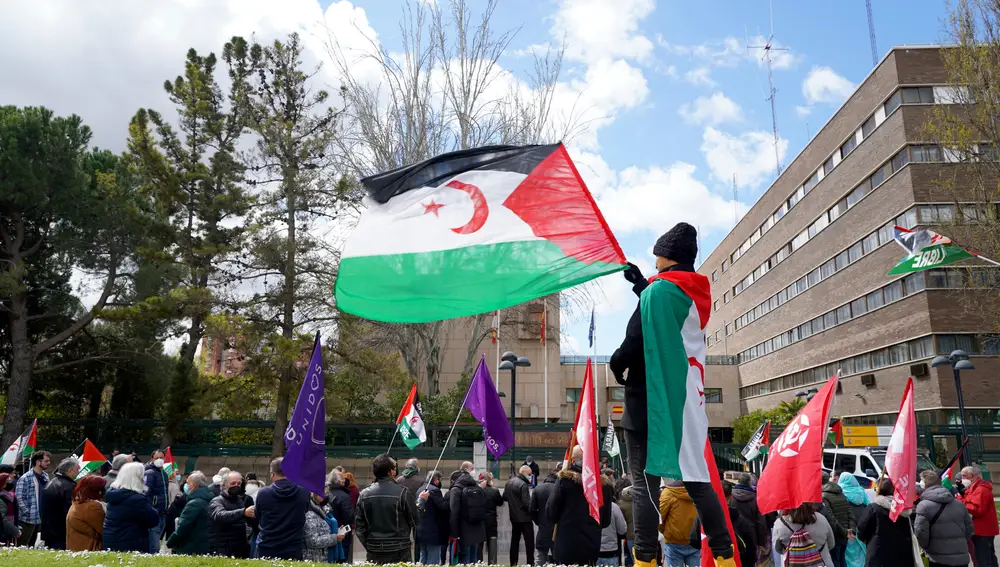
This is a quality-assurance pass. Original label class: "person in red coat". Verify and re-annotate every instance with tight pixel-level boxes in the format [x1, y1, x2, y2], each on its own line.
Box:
[959, 465, 999, 567]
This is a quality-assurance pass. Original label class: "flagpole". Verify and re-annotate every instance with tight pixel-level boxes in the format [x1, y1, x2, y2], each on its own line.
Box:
[421, 363, 480, 494]
[495, 310, 501, 377]
[974, 253, 1000, 267]
[387, 428, 398, 454]
[543, 301, 549, 422]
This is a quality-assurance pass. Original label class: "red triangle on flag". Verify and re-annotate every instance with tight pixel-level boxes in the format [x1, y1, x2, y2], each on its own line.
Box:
[24, 419, 37, 452]
[81, 439, 106, 463]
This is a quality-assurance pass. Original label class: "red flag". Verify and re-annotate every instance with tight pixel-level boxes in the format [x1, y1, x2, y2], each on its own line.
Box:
[757, 372, 839, 514]
[762, 420, 771, 446]
[700, 440, 743, 567]
[575, 359, 604, 523]
[886, 377, 917, 521]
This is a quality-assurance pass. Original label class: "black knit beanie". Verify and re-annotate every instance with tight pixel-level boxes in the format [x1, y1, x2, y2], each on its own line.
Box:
[653, 222, 698, 265]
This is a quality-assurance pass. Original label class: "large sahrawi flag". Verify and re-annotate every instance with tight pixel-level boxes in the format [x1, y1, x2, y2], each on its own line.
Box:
[336, 144, 627, 323]
[641, 271, 714, 481]
[396, 384, 427, 450]
[888, 226, 973, 275]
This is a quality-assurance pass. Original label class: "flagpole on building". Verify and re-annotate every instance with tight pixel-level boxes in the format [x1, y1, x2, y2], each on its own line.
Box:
[495, 310, 501, 377]
[543, 301, 549, 422]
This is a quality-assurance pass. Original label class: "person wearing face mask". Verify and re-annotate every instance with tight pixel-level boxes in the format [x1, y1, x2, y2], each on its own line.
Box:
[166, 471, 213, 556]
[958, 465, 999, 567]
[416, 470, 449, 565]
[142, 449, 169, 553]
[0, 473, 21, 545]
[207, 471, 256, 558]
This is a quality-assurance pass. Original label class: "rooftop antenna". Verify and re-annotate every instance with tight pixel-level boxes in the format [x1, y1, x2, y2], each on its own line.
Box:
[747, 0, 787, 177]
[866, 0, 878, 67]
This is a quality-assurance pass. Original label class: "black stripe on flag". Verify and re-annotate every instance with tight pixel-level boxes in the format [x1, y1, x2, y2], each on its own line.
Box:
[361, 143, 560, 204]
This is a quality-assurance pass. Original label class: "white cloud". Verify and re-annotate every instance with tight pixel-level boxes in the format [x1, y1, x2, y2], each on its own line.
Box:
[661, 35, 797, 70]
[795, 105, 813, 117]
[684, 67, 716, 87]
[678, 93, 743, 126]
[746, 35, 799, 70]
[802, 66, 855, 105]
[552, 0, 655, 62]
[701, 127, 788, 188]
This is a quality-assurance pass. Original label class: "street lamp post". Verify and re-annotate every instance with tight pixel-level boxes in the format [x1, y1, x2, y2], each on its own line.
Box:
[499, 351, 531, 476]
[932, 350, 976, 465]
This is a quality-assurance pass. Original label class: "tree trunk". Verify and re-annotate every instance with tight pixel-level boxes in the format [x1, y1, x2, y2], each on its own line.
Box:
[271, 172, 298, 459]
[1, 292, 33, 450]
[162, 317, 203, 447]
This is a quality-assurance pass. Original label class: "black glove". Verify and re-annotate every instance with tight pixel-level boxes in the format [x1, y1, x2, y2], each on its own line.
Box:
[623, 262, 644, 285]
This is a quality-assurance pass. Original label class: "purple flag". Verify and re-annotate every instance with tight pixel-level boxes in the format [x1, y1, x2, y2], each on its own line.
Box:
[283, 333, 326, 495]
[466, 357, 513, 458]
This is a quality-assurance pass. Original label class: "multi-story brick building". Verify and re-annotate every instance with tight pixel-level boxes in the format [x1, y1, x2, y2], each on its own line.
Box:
[701, 46, 999, 434]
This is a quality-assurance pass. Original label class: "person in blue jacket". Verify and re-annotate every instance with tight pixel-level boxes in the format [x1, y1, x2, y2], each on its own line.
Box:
[142, 449, 169, 553]
[104, 462, 161, 553]
[254, 457, 311, 560]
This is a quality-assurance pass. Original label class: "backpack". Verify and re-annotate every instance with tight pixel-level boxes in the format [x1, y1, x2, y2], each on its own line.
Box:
[780, 518, 825, 567]
[463, 484, 487, 523]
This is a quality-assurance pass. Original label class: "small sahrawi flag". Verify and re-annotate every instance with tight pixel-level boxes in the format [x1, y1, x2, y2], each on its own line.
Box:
[888, 226, 974, 275]
[163, 447, 177, 476]
[76, 440, 108, 479]
[336, 144, 627, 323]
[742, 420, 770, 461]
[396, 384, 427, 450]
[603, 418, 620, 458]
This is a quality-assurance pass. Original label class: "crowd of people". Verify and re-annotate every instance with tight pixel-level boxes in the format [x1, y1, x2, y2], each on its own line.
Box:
[0, 442, 997, 567]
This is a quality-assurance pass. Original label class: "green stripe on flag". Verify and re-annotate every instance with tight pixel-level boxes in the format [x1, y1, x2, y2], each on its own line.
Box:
[888, 244, 974, 275]
[338, 240, 624, 323]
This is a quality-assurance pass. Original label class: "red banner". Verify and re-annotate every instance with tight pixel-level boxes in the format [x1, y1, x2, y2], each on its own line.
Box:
[757, 373, 839, 514]
[575, 359, 604, 523]
[886, 377, 916, 521]
[700, 440, 743, 567]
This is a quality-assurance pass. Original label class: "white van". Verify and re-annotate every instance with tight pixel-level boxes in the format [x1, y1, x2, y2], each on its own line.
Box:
[822, 447, 936, 489]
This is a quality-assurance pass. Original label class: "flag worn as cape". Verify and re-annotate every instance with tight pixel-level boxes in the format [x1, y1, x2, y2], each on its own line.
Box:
[283, 334, 327, 495]
[76, 440, 108, 479]
[576, 359, 604, 523]
[888, 226, 974, 275]
[701, 440, 743, 567]
[467, 357, 513, 459]
[640, 270, 712, 481]
[885, 377, 917, 522]
[742, 420, 770, 462]
[396, 384, 427, 450]
[336, 144, 626, 322]
[757, 373, 839, 514]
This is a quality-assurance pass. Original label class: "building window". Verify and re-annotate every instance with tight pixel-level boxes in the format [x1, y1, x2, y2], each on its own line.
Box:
[911, 145, 943, 162]
[722, 260, 729, 273]
[716, 330, 722, 342]
[885, 91, 902, 115]
[566, 388, 582, 403]
[803, 171, 820, 194]
[841, 135, 858, 158]
[712, 270, 719, 282]
[823, 156, 835, 176]
[861, 116, 877, 138]
[870, 164, 888, 188]
[705, 388, 723, 403]
[726, 323, 732, 336]
[714, 300, 720, 312]
[707, 335, 714, 347]
[902, 87, 935, 104]
[867, 288, 885, 310]
[724, 291, 731, 304]
[851, 296, 868, 317]
[884, 280, 903, 303]
[609, 387, 625, 401]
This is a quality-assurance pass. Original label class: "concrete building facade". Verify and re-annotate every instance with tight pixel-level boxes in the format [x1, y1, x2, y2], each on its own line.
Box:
[700, 46, 999, 429]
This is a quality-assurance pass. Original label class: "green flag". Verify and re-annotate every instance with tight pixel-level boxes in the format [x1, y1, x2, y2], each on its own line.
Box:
[888, 226, 973, 275]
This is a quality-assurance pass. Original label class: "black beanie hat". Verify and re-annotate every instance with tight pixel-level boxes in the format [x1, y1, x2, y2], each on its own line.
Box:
[653, 222, 698, 265]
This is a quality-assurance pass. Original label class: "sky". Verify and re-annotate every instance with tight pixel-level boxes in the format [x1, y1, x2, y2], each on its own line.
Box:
[0, 0, 952, 357]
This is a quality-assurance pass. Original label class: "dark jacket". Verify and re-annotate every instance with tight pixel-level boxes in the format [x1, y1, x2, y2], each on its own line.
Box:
[167, 486, 213, 555]
[41, 472, 76, 549]
[531, 474, 558, 548]
[504, 474, 532, 524]
[143, 463, 169, 515]
[255, 478, 311, 560]
[822, 481, 857, 544]
[857, 496, 917, 567]
[731, 485, 766, 553]
[165, 492, 186, 541]
[327, 484, 355, 535]
[396, 469, 425, 518]
[356, 476, 417, 553]
[610, 264, 694, 432]
[0, 491, 19, 544]
[818, 501, 847, 541]
[913, 485, 974, 566]
[546, 465, 614, 566]
[690, 506, 758, 567]
[417, 484, 450, 545]
[483, 484, 504, 538]
[208, 490, 254, 558]
[103, 488, 161, 552]
[618, 485, 635, 541]
[449, 472, 487, 545]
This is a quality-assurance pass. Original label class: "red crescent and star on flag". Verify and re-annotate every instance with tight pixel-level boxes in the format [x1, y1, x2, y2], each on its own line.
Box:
[422, 179, 490, 235]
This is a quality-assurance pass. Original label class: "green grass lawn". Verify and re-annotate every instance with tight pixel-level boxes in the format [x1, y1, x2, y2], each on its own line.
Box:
[0, 548, 356, 567]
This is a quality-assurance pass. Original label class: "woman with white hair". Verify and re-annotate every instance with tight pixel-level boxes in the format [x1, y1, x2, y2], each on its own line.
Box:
[104, 462, 161, 552]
